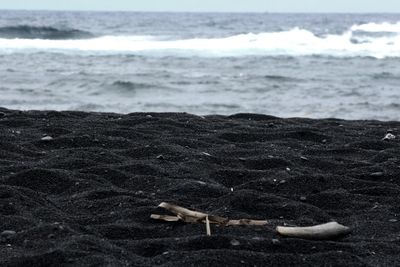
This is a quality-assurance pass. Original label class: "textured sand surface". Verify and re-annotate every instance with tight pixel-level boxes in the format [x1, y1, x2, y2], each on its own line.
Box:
[0, 108, 399, 266]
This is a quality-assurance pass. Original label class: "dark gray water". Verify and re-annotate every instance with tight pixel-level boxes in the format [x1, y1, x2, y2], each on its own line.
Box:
[1, 11, 400, 120]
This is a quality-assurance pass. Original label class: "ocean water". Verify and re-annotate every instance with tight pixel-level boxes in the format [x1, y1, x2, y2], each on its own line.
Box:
[1, 11, 400, 120]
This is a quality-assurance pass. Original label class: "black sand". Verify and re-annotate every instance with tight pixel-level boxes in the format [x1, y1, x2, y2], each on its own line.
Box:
[0, 108, 399, 266]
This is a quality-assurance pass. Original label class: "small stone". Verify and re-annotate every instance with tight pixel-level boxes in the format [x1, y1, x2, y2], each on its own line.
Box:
[286, 167, 291, 171]
[300, 196, 307, 201]
[279, 180, 287, 184]
[322, 139, 327, 143]
[15, 131, 21, 134]
[389, 219, 398, 223]
[41, 136, 53, 141]
[382, 133, 396, 141]
[146, 115, 153, 118]
[230, 239, 240, 246]
[48, 234, 55, 239]
[300, 156, 309, 161]
[156, 155, 164, 160]
[201, 152, 211, 156]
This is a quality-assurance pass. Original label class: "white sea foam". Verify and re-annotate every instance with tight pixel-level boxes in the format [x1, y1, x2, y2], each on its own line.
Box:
[1, 23, 400, 58]
[350, 22, 400, 33]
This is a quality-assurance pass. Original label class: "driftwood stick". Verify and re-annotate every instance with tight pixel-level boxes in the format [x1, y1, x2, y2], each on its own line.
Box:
[150, 214, 180, 222]
[159, 202, 207, 220]
[226, 219, 269, 226]
[276, 222, 351, 240]
[206, 216, 211, 236]
[152, 202, 268, 226]
[158, 202, 228, 224]
[151, 203, 351, 240]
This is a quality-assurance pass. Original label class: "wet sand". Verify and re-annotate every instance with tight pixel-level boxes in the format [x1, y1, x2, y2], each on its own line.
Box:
[0, 108, 399, 266]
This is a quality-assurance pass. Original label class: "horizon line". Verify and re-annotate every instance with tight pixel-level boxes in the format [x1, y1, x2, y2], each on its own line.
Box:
[1, 9, 400, 14]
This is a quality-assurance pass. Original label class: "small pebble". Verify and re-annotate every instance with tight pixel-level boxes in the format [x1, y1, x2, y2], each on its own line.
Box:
[230, 239, 240, 246]
[156, 155, 164, 160]
[382, 133, 396, 141]
[41, 136, 53, 141]
[279, 180, 287, 184]
[300, 156, 309, 161]
[201, 152, 211, 156]
[300, 196, 307, 201]
[389, 219, 398, 223]
[146, 115, 153, 118]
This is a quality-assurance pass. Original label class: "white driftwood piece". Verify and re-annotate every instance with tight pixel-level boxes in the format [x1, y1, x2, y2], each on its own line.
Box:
[276, 222, 351, 240]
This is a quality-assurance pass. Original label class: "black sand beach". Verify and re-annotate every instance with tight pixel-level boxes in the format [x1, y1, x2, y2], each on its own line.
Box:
[0, 107, 399, 266]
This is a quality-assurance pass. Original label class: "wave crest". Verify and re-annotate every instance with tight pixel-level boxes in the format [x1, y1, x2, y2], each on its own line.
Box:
[1, 22, 400, 58]
[350, 22, 400, 33]
[0, 25, 95, 40]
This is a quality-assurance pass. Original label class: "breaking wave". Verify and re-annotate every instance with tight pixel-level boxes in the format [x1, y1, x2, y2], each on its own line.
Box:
[1, 22, 400, 58]
[0, 25, 95, 40]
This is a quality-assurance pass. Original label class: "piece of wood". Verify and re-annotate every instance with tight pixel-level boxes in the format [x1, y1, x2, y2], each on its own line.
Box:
[226, 219, 269, 226]
[152, 203, 351, 240]
[158, 202, 228, 224]
[206, 216, 211, 236]
[276, 222, 351, 240]
[151, 202, 269, 226]
[150, 214, 180, 222]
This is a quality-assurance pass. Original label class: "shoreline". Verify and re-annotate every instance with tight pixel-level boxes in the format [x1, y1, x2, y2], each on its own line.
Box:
[0, 108, 399, 266]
